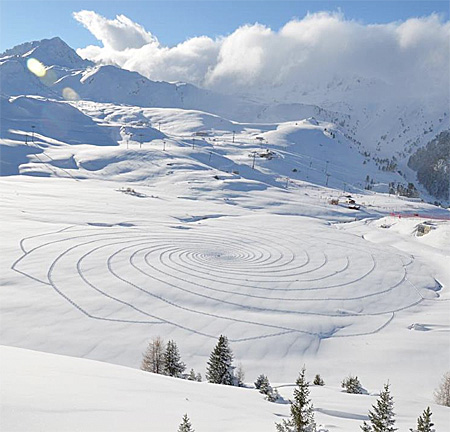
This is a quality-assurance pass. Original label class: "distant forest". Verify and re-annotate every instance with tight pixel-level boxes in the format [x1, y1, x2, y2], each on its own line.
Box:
[408, 130, 450, 201]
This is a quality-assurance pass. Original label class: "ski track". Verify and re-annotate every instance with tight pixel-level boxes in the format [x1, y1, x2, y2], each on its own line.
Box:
[11, 220, 426, 341]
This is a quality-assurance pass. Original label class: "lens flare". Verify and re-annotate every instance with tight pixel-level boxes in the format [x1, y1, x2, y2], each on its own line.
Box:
[27, 58, 46, 77]
[62, 87, 80, 101]
[40, 68, 57, 87]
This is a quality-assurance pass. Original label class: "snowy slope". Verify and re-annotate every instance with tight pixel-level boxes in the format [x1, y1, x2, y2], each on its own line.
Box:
[0, 95, 116, 146]
[1, 170, 449, 424]
[1, 94, 407, 193]
[0, 345, 279, 432]
[0, 38, 332, 126]
[2, 36, 447, 192]
[237, 72, 450, 162]
[1, 35, 449, 432]
[2, 345, 450, 432]
[0, 37, 93, 69]
[0, 95, 116, 176]
[0, 58, 60, 99]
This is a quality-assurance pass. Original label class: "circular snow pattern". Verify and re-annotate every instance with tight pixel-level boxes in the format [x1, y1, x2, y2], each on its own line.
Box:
[13, 218, 427, 341]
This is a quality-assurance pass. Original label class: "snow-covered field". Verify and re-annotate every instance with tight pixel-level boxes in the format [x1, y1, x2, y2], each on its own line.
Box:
[1, 130, 449, 429]
[2, 342, 450, 432]
[1, 37, 449, 432]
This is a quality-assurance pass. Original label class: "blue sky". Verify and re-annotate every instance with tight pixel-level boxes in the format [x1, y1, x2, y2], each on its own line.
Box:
[1, 1, 449, 52]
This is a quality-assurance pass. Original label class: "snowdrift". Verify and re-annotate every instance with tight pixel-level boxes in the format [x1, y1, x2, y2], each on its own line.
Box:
[0, 345, 277, 432]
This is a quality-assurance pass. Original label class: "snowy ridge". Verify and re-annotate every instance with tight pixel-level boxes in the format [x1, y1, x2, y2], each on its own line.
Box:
[1, 95, 407, 194]
[1, 36, 447, 202]
[0, 38, 334, 125]
[0, 37, 93, 69]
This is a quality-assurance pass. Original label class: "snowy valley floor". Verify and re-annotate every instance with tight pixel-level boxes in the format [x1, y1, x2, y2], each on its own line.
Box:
[1, 172, 449, 431]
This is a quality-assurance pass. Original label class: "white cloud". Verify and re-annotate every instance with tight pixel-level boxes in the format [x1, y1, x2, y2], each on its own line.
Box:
[73, 10, 157, 51]
[74, 10, 450, 104]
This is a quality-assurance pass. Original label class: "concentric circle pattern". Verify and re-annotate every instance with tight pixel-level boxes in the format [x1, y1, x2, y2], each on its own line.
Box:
[13, 217, 432, 341]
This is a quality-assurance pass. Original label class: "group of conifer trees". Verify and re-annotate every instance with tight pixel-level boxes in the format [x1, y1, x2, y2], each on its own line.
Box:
[276, 368, 436, 432]
[140, 336, 201, 381]
[142, 334, 239, 432]
[141, 335, 441, 432]
[141, 334, 241, 385]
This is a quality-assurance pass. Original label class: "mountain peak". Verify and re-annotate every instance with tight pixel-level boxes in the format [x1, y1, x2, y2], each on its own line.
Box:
[0, 37, 93, 69]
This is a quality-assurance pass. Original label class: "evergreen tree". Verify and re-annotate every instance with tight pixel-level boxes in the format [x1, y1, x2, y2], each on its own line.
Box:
[206, 335, 235, 385]
[313, 374, 324, 386]
[410, 407, 434, 432]
[342, 375, 364, 394]
[255, 374, 270, 390]
[261, 379, 280, 403]
[266, 387, 281, 402]
[256, 374, 280, 403]
[360, 383, 397, 432]
[163, 340, 186, 378]
[187, 369, 202, 382]
[178, 414, 194, 432]
[276, 366, 316, 432]
[265, 387, 281, 403]
[259, 376, 272, 395]
[141, 336, 165, 374]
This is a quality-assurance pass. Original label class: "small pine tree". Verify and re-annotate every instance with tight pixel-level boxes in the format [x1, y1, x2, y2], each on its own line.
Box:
[255, 374, 280, 403]
[410, 407, 435, 432]
[187, 369, 202, 382]
[259, 376, 272, 395]
[206, 335, 235, 385]
[163, 340, 186, 378]
[434, 371, 450, 407]
[276, 366, 316, 432]
[141, 336, 165, 374]
[360, 382, 397, 432]
[266, 387, 280, 403]
[313, 374, 324, 386]
[255, 374, 269, 390]
[178, 413, 194, 432]
[342, 375, 363, 394]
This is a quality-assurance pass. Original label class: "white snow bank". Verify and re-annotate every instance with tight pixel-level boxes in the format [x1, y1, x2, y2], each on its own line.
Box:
[0, 345, 278, 432]
[2, 345, 449, 432]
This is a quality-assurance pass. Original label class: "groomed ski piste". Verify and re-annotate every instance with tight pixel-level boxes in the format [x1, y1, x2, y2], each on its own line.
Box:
[1, 96, 449, 431]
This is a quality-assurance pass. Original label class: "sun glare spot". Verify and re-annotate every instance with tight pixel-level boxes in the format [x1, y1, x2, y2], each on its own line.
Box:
[62, 87, 80, 101]
[26, 58, 46, 77]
